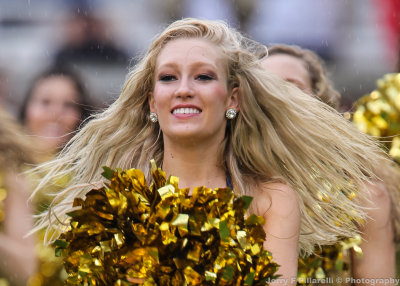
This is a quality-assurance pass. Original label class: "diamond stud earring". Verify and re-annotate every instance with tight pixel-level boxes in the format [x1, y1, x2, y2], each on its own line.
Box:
[150, 112, 158, 123]
[225, 108, 237, 119]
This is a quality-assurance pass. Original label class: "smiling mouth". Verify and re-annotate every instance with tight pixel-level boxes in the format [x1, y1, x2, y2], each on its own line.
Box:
[172, 108, 201, 114]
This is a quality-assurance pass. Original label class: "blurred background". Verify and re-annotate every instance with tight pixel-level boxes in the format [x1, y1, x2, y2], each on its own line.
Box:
[0, 0, 399, 113]
[0, 2, 399, 284]
[1, 1, 399, 284]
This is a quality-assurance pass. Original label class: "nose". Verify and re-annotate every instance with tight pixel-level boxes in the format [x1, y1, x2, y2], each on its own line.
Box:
[174, 77, 194, 99]
[49, 102, 63, 119]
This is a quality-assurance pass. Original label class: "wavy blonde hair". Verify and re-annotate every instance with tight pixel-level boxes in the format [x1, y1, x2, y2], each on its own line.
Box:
[32, 18, 394, 254]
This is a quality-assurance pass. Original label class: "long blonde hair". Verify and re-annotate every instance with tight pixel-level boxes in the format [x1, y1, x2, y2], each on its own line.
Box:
[32, 18, 394, 254]
[265, 44, 400, 243]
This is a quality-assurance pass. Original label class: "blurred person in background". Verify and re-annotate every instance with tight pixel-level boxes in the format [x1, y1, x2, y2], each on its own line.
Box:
[52, 6, 130, 107]
[179, 0, 256, 31]
[246, 0, 344, 63]
[18, 66, 97, 286]
[260, 44, 340, 109]
[0, 108, 37, 286]
[54, 11, 129, 67]
[260, 44, 399, 284]
[20, 66, 94, 163]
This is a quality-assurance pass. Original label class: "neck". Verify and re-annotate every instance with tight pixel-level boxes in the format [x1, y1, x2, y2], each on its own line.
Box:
[31, 138, 57, 163]
[162, 137, 227, 192]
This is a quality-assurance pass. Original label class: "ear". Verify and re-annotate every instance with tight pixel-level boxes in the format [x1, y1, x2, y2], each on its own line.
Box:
[227, 87, 239, 111]
[148, 92, 156, 113]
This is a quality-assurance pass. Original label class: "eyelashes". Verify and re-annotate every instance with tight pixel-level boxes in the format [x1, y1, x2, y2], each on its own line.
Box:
[159, 75, 176, 82]
[196, 74, 214, 81]
[158, 74, 215, 82]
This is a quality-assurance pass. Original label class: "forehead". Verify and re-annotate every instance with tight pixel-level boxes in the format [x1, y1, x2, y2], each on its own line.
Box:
[261, 54, 309, 79]
[156, 38, 225, 68]
[35, 76, 74, 90]
[31, 76, 79, 99]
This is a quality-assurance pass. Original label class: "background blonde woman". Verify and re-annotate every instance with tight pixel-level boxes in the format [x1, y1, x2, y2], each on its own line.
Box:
[0, 108, 37, 285]
[261, 44, 400, 284]
[260, 44, 340, 110]
[33, 18, 395, 284]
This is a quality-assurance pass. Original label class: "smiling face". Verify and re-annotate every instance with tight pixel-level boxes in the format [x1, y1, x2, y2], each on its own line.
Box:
[25, 76, 82, 153]
[150, 38, 238, 145]
[261, 54, 312, 94]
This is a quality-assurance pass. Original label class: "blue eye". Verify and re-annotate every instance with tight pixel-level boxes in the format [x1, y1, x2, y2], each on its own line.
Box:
[196, 74, 214, 81]
[159, 75, 176, 81]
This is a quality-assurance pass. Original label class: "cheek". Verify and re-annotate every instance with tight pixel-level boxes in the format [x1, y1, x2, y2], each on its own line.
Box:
[208, 86, 229, 108]
[25, 103, 46, 125]
[218, 87, 228, 101]
[62, 109, 82, 129]
[152, 87, 170, 111]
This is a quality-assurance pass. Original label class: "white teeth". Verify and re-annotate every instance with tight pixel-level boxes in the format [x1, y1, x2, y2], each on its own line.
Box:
[172, 108, 201, 114]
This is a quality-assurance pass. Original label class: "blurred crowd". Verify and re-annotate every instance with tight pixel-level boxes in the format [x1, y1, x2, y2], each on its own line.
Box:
[0, 0, 399, 285]
[0, 0, 399, 112]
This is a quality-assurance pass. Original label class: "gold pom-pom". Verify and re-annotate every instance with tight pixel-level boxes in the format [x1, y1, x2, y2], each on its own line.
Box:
[54, 160, 279, 285]
[352, 73, 400, 164]
[0, 174, 7, 230]
[297, 235, 362, 285]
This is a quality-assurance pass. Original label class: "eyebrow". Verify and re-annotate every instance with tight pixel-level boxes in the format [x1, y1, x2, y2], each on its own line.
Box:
[156, 61, 218, 71]
[285, 78, 306, 86]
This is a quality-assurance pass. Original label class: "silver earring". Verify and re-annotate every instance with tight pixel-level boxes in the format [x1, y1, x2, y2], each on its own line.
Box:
[225, 108, 237, 119]
[150, 112, 158, 123]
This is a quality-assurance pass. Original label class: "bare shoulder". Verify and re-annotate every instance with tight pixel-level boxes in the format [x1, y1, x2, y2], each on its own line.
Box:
[253, 182, 301, 243]
[253, 182, 300, 219]
[362, 180, 390, 202]
[360, 180, 392, 229]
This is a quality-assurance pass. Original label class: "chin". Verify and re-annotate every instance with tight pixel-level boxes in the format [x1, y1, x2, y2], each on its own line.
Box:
[167, 131, 223, 145]
[174, 131, 200, 140]
[44, 138, 67, 149]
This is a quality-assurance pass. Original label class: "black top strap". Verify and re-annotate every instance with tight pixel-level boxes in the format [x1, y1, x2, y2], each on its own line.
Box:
[226, 172, 233, 189]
